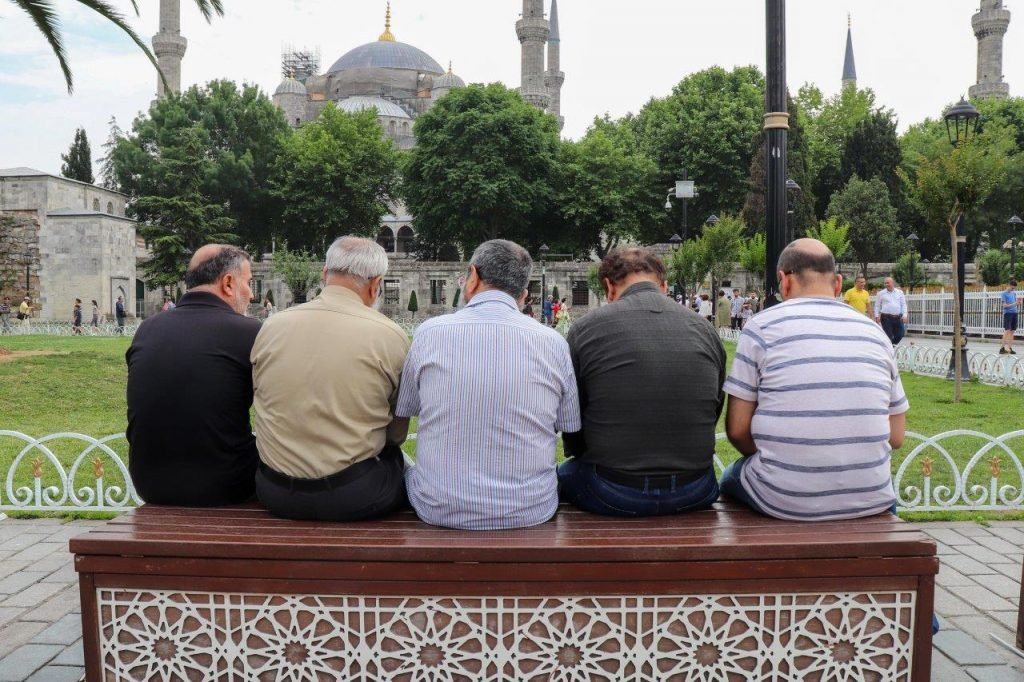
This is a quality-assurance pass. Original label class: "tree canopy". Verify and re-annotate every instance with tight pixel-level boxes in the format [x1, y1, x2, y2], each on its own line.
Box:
[60, 127, 93, 184]
[826, 175, 901, 276]
[402, 83, 561, 256]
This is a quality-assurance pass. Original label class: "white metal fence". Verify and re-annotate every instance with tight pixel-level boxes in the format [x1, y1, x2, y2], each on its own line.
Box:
[0, 321, 138, 337]
[3, 429, 1023, 515]
[904, 289, 1022, 339]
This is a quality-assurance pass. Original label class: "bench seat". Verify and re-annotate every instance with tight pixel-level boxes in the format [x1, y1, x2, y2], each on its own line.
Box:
[71, 501, 937, 681]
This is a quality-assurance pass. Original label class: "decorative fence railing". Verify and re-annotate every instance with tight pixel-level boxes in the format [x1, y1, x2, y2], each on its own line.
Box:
[0, 321, 139, 337]
[904, 289, 1022, 339]
[895, 344, 1024, 389]
[3, 429, 1023, 515]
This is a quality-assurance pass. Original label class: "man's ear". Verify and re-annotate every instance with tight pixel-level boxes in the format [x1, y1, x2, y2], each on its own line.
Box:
[833, 274, 843, 297]
[659, 280, 669, 294]
[603, 277, 615, 301]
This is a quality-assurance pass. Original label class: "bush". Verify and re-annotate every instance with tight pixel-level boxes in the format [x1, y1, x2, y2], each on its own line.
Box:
[892, 252, 927, 290]
[407, 290, 419, 318]
[976, 249, 1010, 286]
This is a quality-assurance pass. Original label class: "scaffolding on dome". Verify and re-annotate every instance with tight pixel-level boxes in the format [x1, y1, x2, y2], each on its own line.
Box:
[281, 46, 321, 81]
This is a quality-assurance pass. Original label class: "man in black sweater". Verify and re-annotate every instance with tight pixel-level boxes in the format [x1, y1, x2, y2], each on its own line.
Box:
[560, 247, 726, 517]
[126, 244, 261, 506]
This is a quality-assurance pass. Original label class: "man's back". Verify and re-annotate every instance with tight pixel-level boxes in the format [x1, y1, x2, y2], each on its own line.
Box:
[724, 297, 905, 520]
[127, 292, 261, 505]
[397, 291, 580, 530]
[567, 283, 725, 476]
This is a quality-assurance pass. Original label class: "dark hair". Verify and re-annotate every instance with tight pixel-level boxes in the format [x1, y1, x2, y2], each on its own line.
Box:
[91, 300, 98, 306]
[184, 246, 250, 289]
[1011, 279, 1018, 287]
[777, 243, 836, 283]
[75, 298, 81, 304]
[469, 240, 532, 298]
[598, 247, 667, 285]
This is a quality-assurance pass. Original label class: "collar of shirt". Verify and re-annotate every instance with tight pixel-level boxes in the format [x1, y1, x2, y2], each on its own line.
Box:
[619, 281, 661, 300]
[177, 291, 239, 313]
[318, 285, 367, 308]
[466, 289, 520, 311]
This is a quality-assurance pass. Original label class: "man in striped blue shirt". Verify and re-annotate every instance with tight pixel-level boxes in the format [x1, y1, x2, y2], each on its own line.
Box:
[721, 238, 908, 521]
[396, 240, 581, 530]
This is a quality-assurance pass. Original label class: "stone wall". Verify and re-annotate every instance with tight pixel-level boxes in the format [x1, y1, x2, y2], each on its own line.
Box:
[0, 212, 40, 303]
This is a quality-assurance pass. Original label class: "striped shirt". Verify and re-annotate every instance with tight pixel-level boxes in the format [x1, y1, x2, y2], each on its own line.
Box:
[396, 290, 581, 530]
[723, 297, 908, 521]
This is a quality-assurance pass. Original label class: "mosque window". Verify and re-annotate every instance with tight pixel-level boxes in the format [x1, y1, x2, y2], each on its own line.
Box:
[389, 120, 397, 133]
[430, 279, 447, 305]
[572, 280, 590, 306]
[106, 202, 113, 214]
[92, 198, 100, 211]
[383, 279, 400, 306]
[250, 279, 263, 303]
[376, 226, 396, 252]
[397, 226, 415, 254]
[296, 118, 301, 126]
[528, 280, 541, 301]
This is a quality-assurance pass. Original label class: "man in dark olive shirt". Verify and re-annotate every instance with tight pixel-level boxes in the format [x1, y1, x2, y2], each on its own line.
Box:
[560, 247, 726, 517]
[127, 244, 261, 506]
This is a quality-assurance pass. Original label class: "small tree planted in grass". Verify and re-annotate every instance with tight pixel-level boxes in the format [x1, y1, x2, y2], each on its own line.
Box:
[976, 249, 1010, 286]
[271, 242, 321, 306]
[893, 252, 927, 292]
[586, 264, 605, 306]
[408, 290, 419, 319]
[667, 239, 708, 303]
[451, 287, 461, 308]
[551, 285, 560, 302]
[806, 217, 852, 263]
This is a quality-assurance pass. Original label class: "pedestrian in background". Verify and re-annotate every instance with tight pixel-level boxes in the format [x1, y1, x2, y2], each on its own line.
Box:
[90, 300, 100, 330]
[19, 297, 32, 331]
[1001, 279, 1019, 355]
[0, 296, 11, 333]
[115, 296, 127, 334]
[72, 298, 83, 335]
[874, 277, 907, 346]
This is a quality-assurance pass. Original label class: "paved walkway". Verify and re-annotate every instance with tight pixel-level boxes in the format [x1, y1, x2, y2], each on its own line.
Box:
[1, 519, 1024, 680]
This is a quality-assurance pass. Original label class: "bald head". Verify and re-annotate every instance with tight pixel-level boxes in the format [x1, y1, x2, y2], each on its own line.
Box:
[184, 244, 252, 315]
[777, 238, 842, 300]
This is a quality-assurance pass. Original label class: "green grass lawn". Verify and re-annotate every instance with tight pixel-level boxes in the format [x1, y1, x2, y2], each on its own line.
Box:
[1, 334, 1022, 519]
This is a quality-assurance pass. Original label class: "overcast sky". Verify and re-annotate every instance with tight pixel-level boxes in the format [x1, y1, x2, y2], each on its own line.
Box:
[1, 0, 1020, 177]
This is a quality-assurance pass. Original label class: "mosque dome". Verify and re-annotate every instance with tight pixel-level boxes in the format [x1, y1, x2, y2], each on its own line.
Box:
[433, 64, 465, 89]
[274, 75, 307, 96]
[326, 3, 444, 76]
[336, 96, 411, 119]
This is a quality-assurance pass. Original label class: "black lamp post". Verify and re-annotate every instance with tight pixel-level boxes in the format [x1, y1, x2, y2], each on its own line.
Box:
[764, 0, 789, 309]
[1009, 215, 1023, 275]
[23, 250, 31, 296]
[785, 178, 801, 242]
[705, 214, 720, 227]
[668, 233, 683, 299]
[943, 97, 980, 381]
[539, 244, 549, 302]
[906, 233, 921, 294]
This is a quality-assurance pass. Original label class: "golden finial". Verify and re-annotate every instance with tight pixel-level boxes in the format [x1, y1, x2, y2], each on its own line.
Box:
[848, 13, 852, 29]
[379, 2, 396, 42]
[31, 457, 43, 479]
[989, 455, 1002, 478]
[920, 457, 934, 478]
[448, 61, 453, 75]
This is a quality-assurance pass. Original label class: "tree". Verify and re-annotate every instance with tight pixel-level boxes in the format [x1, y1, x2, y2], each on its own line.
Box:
[113, 80, 290, 254]
[840, 110, 903, 204]
[806, 217, 852, 264]
[96, 116, 124, 191]
[633, 66, 766, 235]
[826, 176, 901, 276]
[270, 242, 321, 306]
[15, 0, 224, 94]
[738, 233, 766, 293]
[403, 83, 561, 254]
[451, 287, 461, 308]
[700, 215, 745, 313]
[551, 285, 560, 302]
[274, 105, 400, 250]
[134, 127, 237, 286]
[893, 252, 927, 291]
[667, 239, 708, 301]
[407, 290, 419, 319]
[904, 136, 1008, 402]
[557, 120, 662, 256]
[60, 127, 93, 183]
[797, 84, 877, 217]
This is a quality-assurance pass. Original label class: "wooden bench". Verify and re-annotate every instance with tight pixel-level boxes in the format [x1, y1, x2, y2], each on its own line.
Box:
[71, 501, 937, 681]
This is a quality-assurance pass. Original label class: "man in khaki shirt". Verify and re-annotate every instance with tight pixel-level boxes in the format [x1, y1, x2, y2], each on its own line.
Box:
[252, 236, 410, 521]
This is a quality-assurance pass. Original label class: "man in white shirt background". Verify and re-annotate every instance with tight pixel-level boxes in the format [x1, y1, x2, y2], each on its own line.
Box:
[874, 277, 908, 346]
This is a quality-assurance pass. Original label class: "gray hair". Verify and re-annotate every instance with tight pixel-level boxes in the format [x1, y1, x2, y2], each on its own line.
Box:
[324, 236, 389, 286]
[469, 240, 532, 298]
[184, 245, 250, 289]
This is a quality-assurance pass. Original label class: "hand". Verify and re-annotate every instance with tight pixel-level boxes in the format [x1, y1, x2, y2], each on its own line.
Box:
[902, 315, 908, 324]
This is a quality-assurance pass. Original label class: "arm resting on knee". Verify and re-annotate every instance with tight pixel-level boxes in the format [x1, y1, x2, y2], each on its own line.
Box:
[726, 396, 758, 457]
[888, 413, 906, 450]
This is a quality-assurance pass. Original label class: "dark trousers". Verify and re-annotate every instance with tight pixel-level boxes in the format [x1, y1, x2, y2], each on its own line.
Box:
[256, 445, 408, 522]
[879, 314, 905, 346]
[557, 459, 719, 518]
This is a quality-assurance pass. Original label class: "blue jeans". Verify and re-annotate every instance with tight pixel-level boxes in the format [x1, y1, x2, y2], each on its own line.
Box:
[879, 314, 905, 346]
[557, 460, 719, 517]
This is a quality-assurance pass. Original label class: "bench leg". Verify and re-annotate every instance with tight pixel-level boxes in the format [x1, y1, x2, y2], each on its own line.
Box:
[78, 573, 102, 682]
[913, 574, 935, 682]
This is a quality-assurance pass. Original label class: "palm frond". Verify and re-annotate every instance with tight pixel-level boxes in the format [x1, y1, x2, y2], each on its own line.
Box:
[14, 0, 74, 92]
[72, 0, 165, 92]
[192, 0, 225, 22]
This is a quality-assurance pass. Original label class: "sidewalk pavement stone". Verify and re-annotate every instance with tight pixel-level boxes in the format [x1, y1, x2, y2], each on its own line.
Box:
[970, 547, 1019, 566]
[933, 648, 979, 681]
[964, 665, 1024, 681]
[50, 641, 83, 667]
[1, 581, 65, 609]
[975, 537, 1023, 555]
[941, 566, 983, 587]
[0, 572, 42, 596]
[926, 529, 979, 545]
[31, 615, 82, 646]
[948, 587, 1018, 614]
[939, 586, 985, 616]
[25, 665, 85, 682]
[0, 645, 61, 682]
[974, 574, 1024, 600]
[986, 527, 1024, 544]
[0, 622, 46, 658]
[944, 554, 1002, 576]
[935, 630, 1008, 665]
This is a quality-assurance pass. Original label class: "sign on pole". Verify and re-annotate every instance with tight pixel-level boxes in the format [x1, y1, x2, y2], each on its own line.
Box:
[675, 181, 696, 199]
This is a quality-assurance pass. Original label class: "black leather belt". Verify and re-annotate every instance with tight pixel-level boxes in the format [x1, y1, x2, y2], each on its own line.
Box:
[258, 446, 401, 492]
[594, 465, 708, 489]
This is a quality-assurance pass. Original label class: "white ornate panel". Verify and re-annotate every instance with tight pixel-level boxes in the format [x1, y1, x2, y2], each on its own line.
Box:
[96, 589, 916, 681]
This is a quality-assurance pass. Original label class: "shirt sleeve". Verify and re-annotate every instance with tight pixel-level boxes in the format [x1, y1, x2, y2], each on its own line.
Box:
[899, 291, 908, 316]
[723, 322, 765, 402]
[553, 339, 581, 434]
[394, 336, 423, 419]
[889, 373, 910, 415]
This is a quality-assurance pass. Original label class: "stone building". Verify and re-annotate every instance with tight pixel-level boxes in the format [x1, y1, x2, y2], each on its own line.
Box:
[970, 0, 1012, 99]
[0, 168, 140, 321]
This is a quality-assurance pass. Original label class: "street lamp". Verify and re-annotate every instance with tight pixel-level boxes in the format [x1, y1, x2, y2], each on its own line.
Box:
[943, 97, 980, 381]
[785, 178, 801, 242]
[764, 0, 789, 308]
[1008, 215, 1023, 275]
[539, 244, 550, 302]
[906, 233, 920, 293]
[705, 214, 720, 227]
[23, 249, 32, 297]
[664, 172, 697, 241]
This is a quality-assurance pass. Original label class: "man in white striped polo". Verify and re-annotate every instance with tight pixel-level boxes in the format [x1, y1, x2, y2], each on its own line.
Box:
[395, 240, 581, 530]
[720, 238, 909, 521]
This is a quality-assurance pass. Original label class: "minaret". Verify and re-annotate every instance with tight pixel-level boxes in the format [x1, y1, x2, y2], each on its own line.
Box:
[517, 0, 550, 110]
[970, 0, 1011, 99]
[152, 0, 187, 97]
[841, 14, 856, 90]
[544, 0, 565, 131]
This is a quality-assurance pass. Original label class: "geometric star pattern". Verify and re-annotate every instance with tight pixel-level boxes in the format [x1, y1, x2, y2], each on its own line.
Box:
[97, 589, 915, 681]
